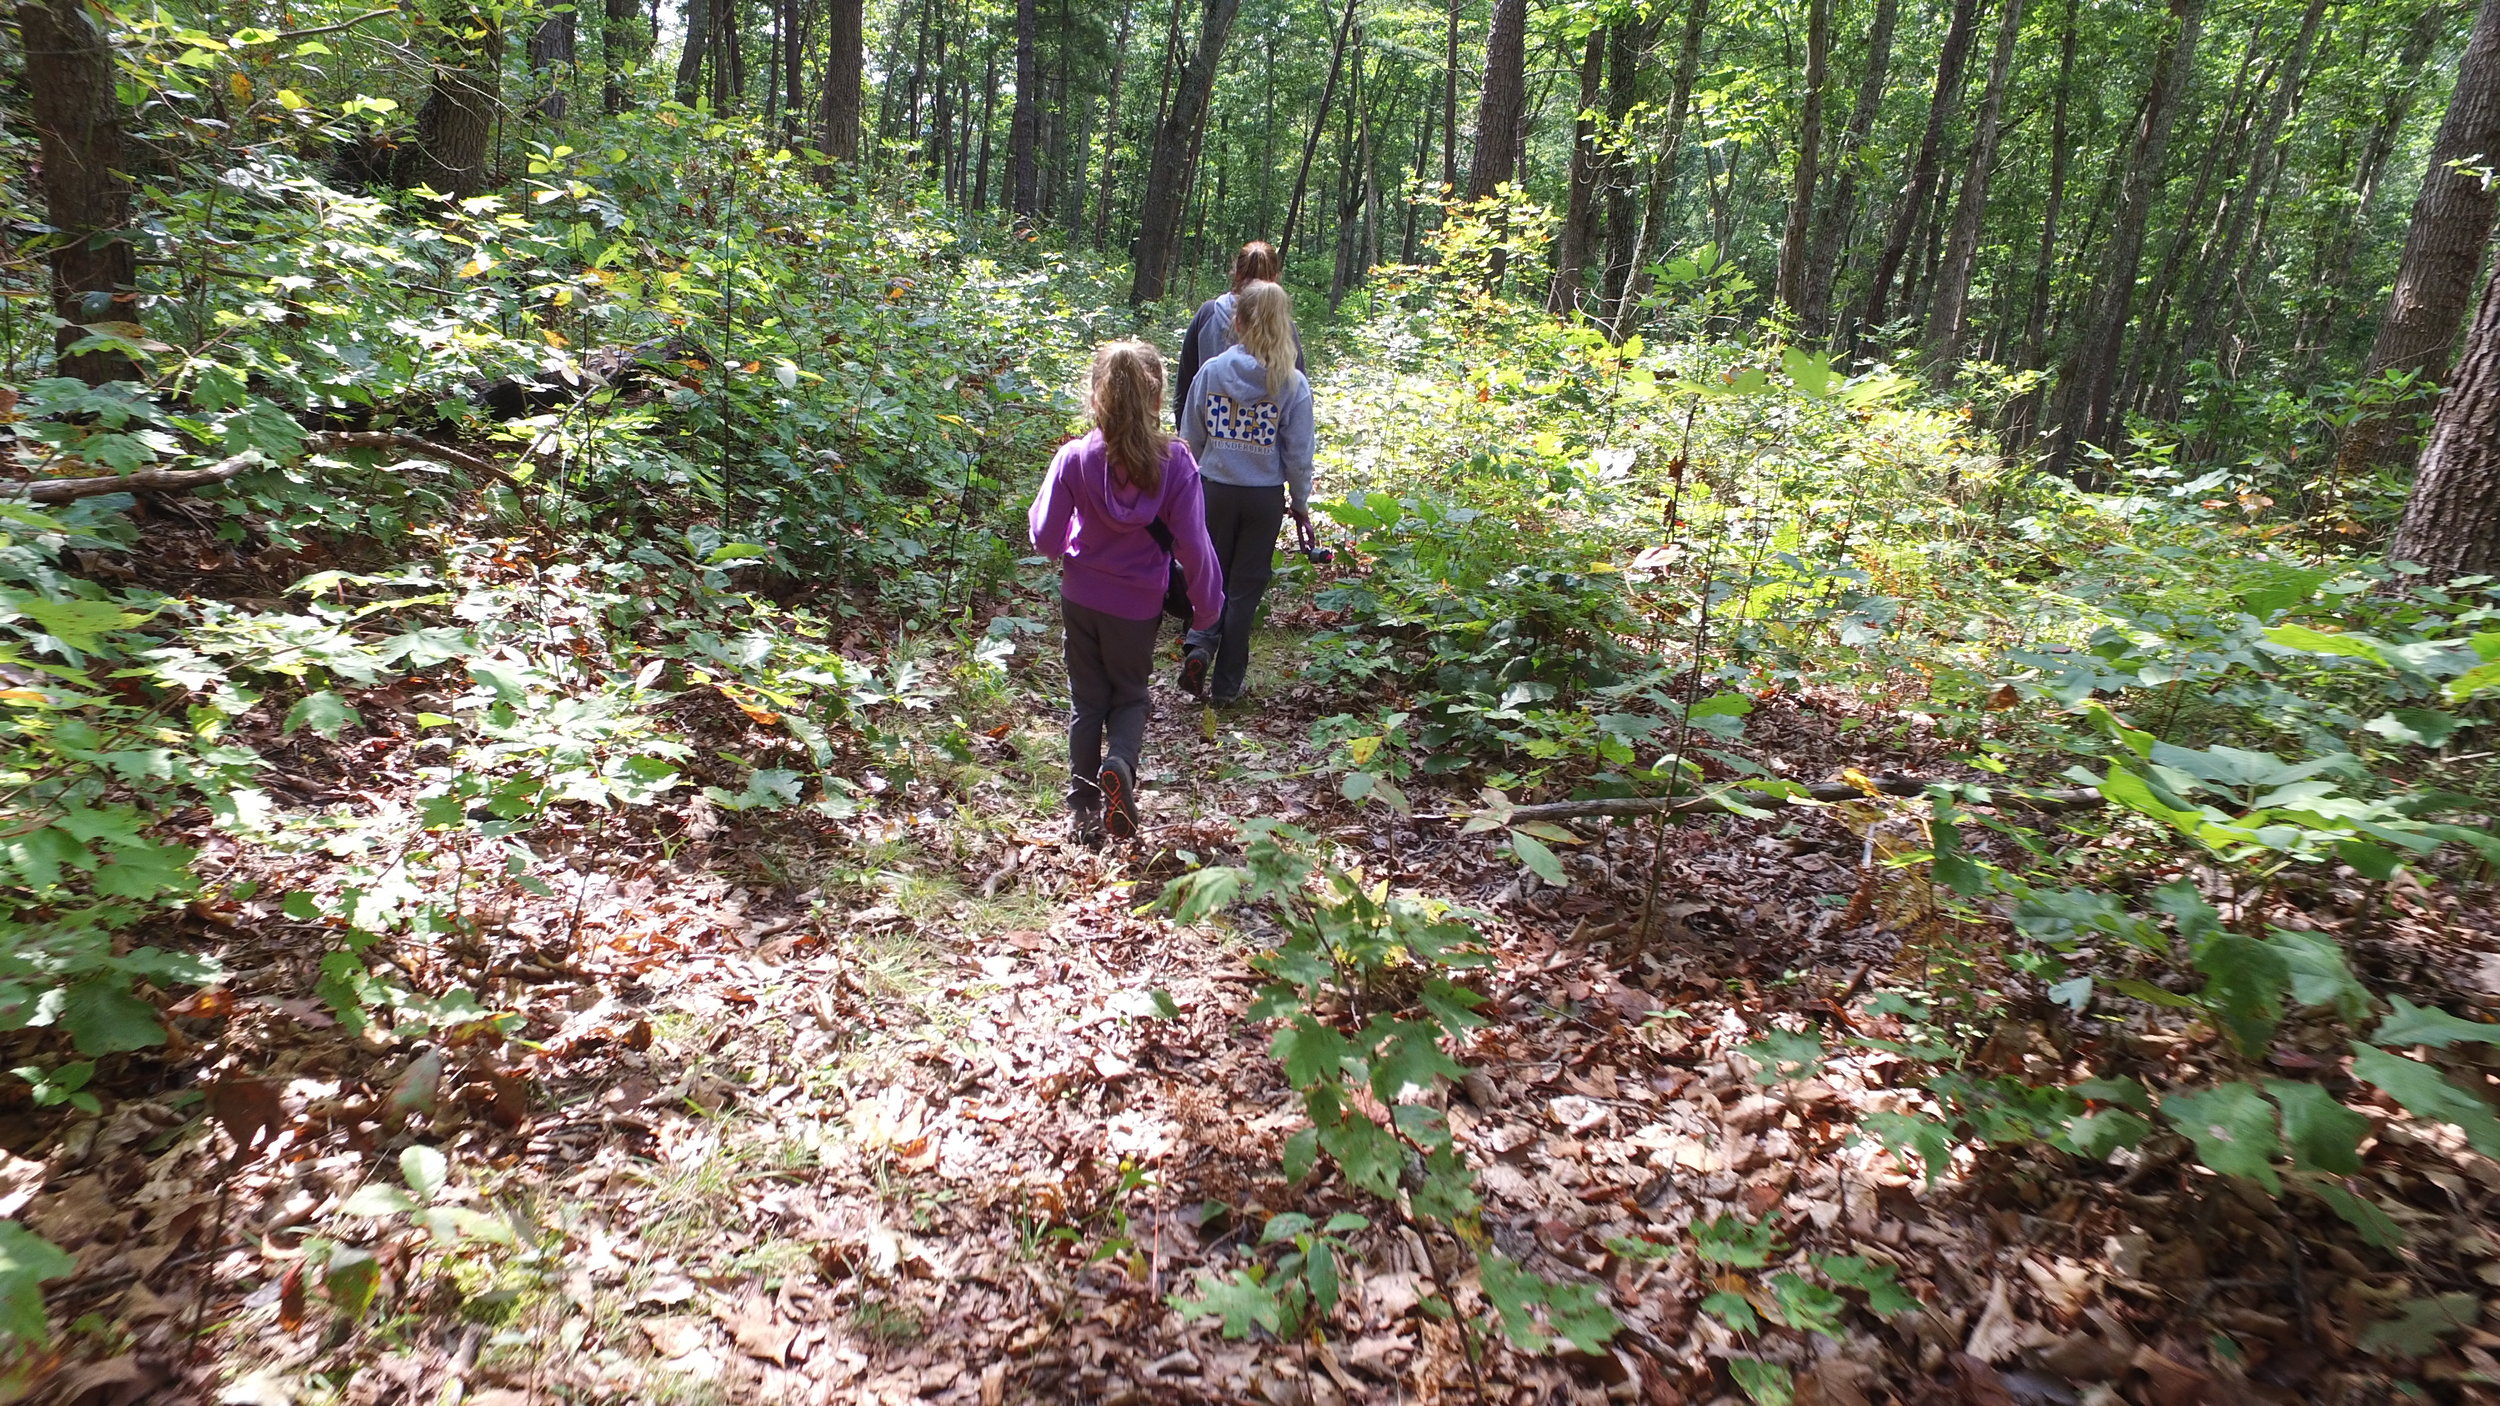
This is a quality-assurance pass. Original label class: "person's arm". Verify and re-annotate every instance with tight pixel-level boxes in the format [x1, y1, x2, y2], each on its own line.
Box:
[1179, 367, 1212, 455]
[1028, 442, 1078, 557]
[1280, 379, 1315, 519]
[1165, 451, 1226, 633]
[1292, 330, 1307, 376]
[1175, 302, 1214, 426]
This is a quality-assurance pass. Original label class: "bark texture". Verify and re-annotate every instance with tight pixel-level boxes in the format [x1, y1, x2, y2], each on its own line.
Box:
[818, 0, 865, 160]
[1774, 0, 1833, 320]
[19, 0, 138, 385]
[398, 0, 503, 197]
[2390, 256, 2500, 578]
[2340, 0, 2500, 474]
[1127, 0, 1242, 303]
[1009, 0, 1041, 214]
[1924, 0, 2025, 361]
[1800, 0, 1900, 340]
[1855, 0, 1982, 338]
[1465, 0, 1527, 198]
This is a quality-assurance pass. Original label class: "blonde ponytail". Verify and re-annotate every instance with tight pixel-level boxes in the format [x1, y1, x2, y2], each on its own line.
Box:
[1231, 280, 1297, 399]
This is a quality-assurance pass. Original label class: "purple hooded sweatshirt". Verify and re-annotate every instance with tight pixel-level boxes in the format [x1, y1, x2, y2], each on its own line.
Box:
[1029, 430, 1225, 631]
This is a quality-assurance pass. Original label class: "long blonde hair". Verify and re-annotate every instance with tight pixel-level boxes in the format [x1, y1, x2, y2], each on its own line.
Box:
[1090, 340, 1172, 494]
[1232, 280, 1297, 399]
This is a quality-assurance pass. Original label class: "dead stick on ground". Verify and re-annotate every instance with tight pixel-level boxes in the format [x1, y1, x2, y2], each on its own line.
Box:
[1421, 775, 2110, 826]
[7, 430, 519, 504]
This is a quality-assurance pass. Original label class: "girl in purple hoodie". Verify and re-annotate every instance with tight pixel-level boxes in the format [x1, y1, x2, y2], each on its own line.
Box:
[1029, 341, 1225, 845]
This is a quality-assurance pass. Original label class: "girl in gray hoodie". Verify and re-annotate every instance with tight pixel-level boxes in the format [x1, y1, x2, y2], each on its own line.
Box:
[1177, 280, 1315, 706]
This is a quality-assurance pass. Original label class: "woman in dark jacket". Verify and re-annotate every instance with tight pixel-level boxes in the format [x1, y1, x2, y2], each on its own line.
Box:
[1173, 241, 1307, 427]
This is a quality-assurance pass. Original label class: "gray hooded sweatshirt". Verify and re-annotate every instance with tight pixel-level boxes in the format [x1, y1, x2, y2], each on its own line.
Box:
[1180, 344, 1316, 514]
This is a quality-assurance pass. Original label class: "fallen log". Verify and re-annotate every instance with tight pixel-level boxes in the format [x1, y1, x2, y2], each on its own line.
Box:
[1444, 775, 2108, 826]
[8, 430, 515, 504]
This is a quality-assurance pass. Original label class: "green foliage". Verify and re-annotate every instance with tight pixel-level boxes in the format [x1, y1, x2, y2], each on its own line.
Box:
[1156, 824, 1617, 1356]
[0, 1221, 75, 1345]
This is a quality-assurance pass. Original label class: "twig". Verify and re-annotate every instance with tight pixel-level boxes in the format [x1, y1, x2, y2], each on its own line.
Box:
[7, 430, 519, 503]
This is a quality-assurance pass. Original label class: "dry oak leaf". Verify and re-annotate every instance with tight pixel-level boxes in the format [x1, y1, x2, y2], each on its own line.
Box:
[1966, 1276, 2056, 1363]
[716, 1297, 798, 1366]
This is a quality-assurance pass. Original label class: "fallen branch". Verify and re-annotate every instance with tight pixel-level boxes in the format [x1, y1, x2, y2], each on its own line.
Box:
[7, 431, 517, 504]
[1436, 774, 2107, 826]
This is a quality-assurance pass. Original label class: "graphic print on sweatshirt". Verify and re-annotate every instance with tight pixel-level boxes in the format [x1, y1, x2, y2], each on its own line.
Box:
[1202, 393, 1282, 448]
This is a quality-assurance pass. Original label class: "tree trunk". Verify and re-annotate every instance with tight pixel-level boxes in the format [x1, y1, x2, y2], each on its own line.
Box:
[973, 45, 997, 205]
[398, 0, 504, 198]
[1925, 0, 2024, 362]
[19, 0, 138, 385]
[1608, 0, 1708, 336]
[1009, 0, 1041, 215]
[675, 0, 710, 104]
[1466, 0, 1527, 197]
[2303, 0, 2453, 358]
[1799, 0, 1899, 340]
[2390, 255, 2500, 578]
[2341, 0, 2500, 473]
[1594, 15, 1658, 325]
[1442, 0, 1461, 188]
[1548, 30, 1608, 314]
[602, 0, 643, 114]
[927, 19, 953, 176]
[1282, 0, 1361, 257]
[529, 8, 576, 118]
[817, 0, 864, 160]
[2018, 0, 2078, 366]
[1128, 0, 1242, 303]
[784, 0, 808, 144]
[1775, 0, 1833, 320]
[1092, 0, 1136, 248]
[1855, 0, 1982, 339]
[2053, 0, 2206, 471]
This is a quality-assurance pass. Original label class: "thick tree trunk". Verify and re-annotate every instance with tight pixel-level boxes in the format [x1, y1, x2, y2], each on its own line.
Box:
[398, 0, 504, 198]
[1925, 0, 2025, 363]
[816, 0, 861, 158]
[1128, 0, 1242, 303]
[2390, 256, 2500, 578]
[2341, 0, 2500, 474]
[1466, 0, 1527, 197]
[1548, 30, 1608, 314]
[674, 0, 709, 104]
[1607, 0, 1708, 336]
[1774, 0, 1833, 320]
[600, 0, 643, 113]
[1800, 0, 1900, 340]
[528, 8, 576, 118]
[785, 0, 808, 145]
[1282, 0, 1361, 257]
[19, 0, 138, 385]
[1855, 0, 1981, 340]
[1009, 0, 1041, 215]
[2053, 0, 2206, 471]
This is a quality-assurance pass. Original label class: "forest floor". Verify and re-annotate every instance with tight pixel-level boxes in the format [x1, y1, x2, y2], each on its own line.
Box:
[20, 532, 2500, 1406]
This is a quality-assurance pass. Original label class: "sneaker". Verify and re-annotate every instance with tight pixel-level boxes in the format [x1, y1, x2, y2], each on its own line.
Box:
[1178, 646, 1211, 700]
[1209, 688, 1247, 709]
[1097, 756, 1138, 839]
[1070, 804, 1105, 849]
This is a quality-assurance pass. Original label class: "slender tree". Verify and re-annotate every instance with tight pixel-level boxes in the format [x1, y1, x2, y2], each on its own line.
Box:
[1801, 0, 1901, 339]
[1442, 0, 1462, 187]
[1010, 0, 1042, 214]
[1548, 29, 1608, 313]
[1925, 0, 2025, 361]
[2389, 255, 2500, 577]
[19, 0, 137, 385]
[1856, 0, 1981, 340]
[1129, 0, 1244, 302]
[1282, 0, 1361, 257]
[1775, 0, 1834, 320]
[675, 0, 710, 104]
[2339, 0, 2500, 473]
[2054, 0, 2208, 469]
[1466, 0, 1527, 197]
[1609, 0, 1708, 335]
[1092, 0, 1137, 248]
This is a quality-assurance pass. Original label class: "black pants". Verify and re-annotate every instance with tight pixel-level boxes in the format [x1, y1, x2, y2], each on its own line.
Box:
[1062, 593, 1160, 808]
[1190, 480, 1287, 699]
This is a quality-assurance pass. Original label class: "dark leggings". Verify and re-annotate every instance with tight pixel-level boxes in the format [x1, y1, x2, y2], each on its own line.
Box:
[1191, 480, 1287, 698]
[1062, 593, 1161, 807]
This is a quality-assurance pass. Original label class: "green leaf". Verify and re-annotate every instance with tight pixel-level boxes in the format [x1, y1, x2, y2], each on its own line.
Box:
[400, 1145, 448, 1203]
[1729, 1357, 1795, 1406]
[1478, 1252, 1558, 1353]
[1173, 1270, 1284, 1338]
[1692, 1213, 1781, 1268]
[1701, 1288, 1759, 1334]
[12, 598, 144, 652]
[1369, 1020, 1465, 1102]
[58, 978, 165, 1056]
[1763, 1272, 1846, 1337]
[0, 1221, 75, 1344]
[2263, 1080, 2368, 1175]
[339, 1183, 419, 1218]
[325, 1246, 380, 1321]
[2374, 995, 2500, 1049]
[1860, 1110, 1954, 1184]
[1280, 1126, 1318, 1183]
[2296, 1176, 2406, 1249]
[1817, 1255, 1921, 1317]
[1306, 1238, 1340, 1317]
[1274, 1016, 1352, 1089]
[2351, 1043, 2500, 1158]
[2065, 1108, 2152, 1160]
[1152, 865, 1246, 923]
[1741, 1029, 1826, 1084]
[2264, 929, 2373, 1022]
[283, 690, 361, 738]
[1540, 1276, 1621, 1354]
[2357, 1293, 2479, 1359]
[1510, 830, 1566, 886]
[2161, 1083, 2283, 1192]
[2363, 709, 2463, 747]
[1318, 1114, 1403, 1198]
[1258, 1212, 1314, 1246]
[2193, 934, 2288, 1056]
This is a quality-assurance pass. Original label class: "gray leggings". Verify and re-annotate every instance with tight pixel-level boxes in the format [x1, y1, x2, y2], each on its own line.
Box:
[1061, 593, 1160, 807]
